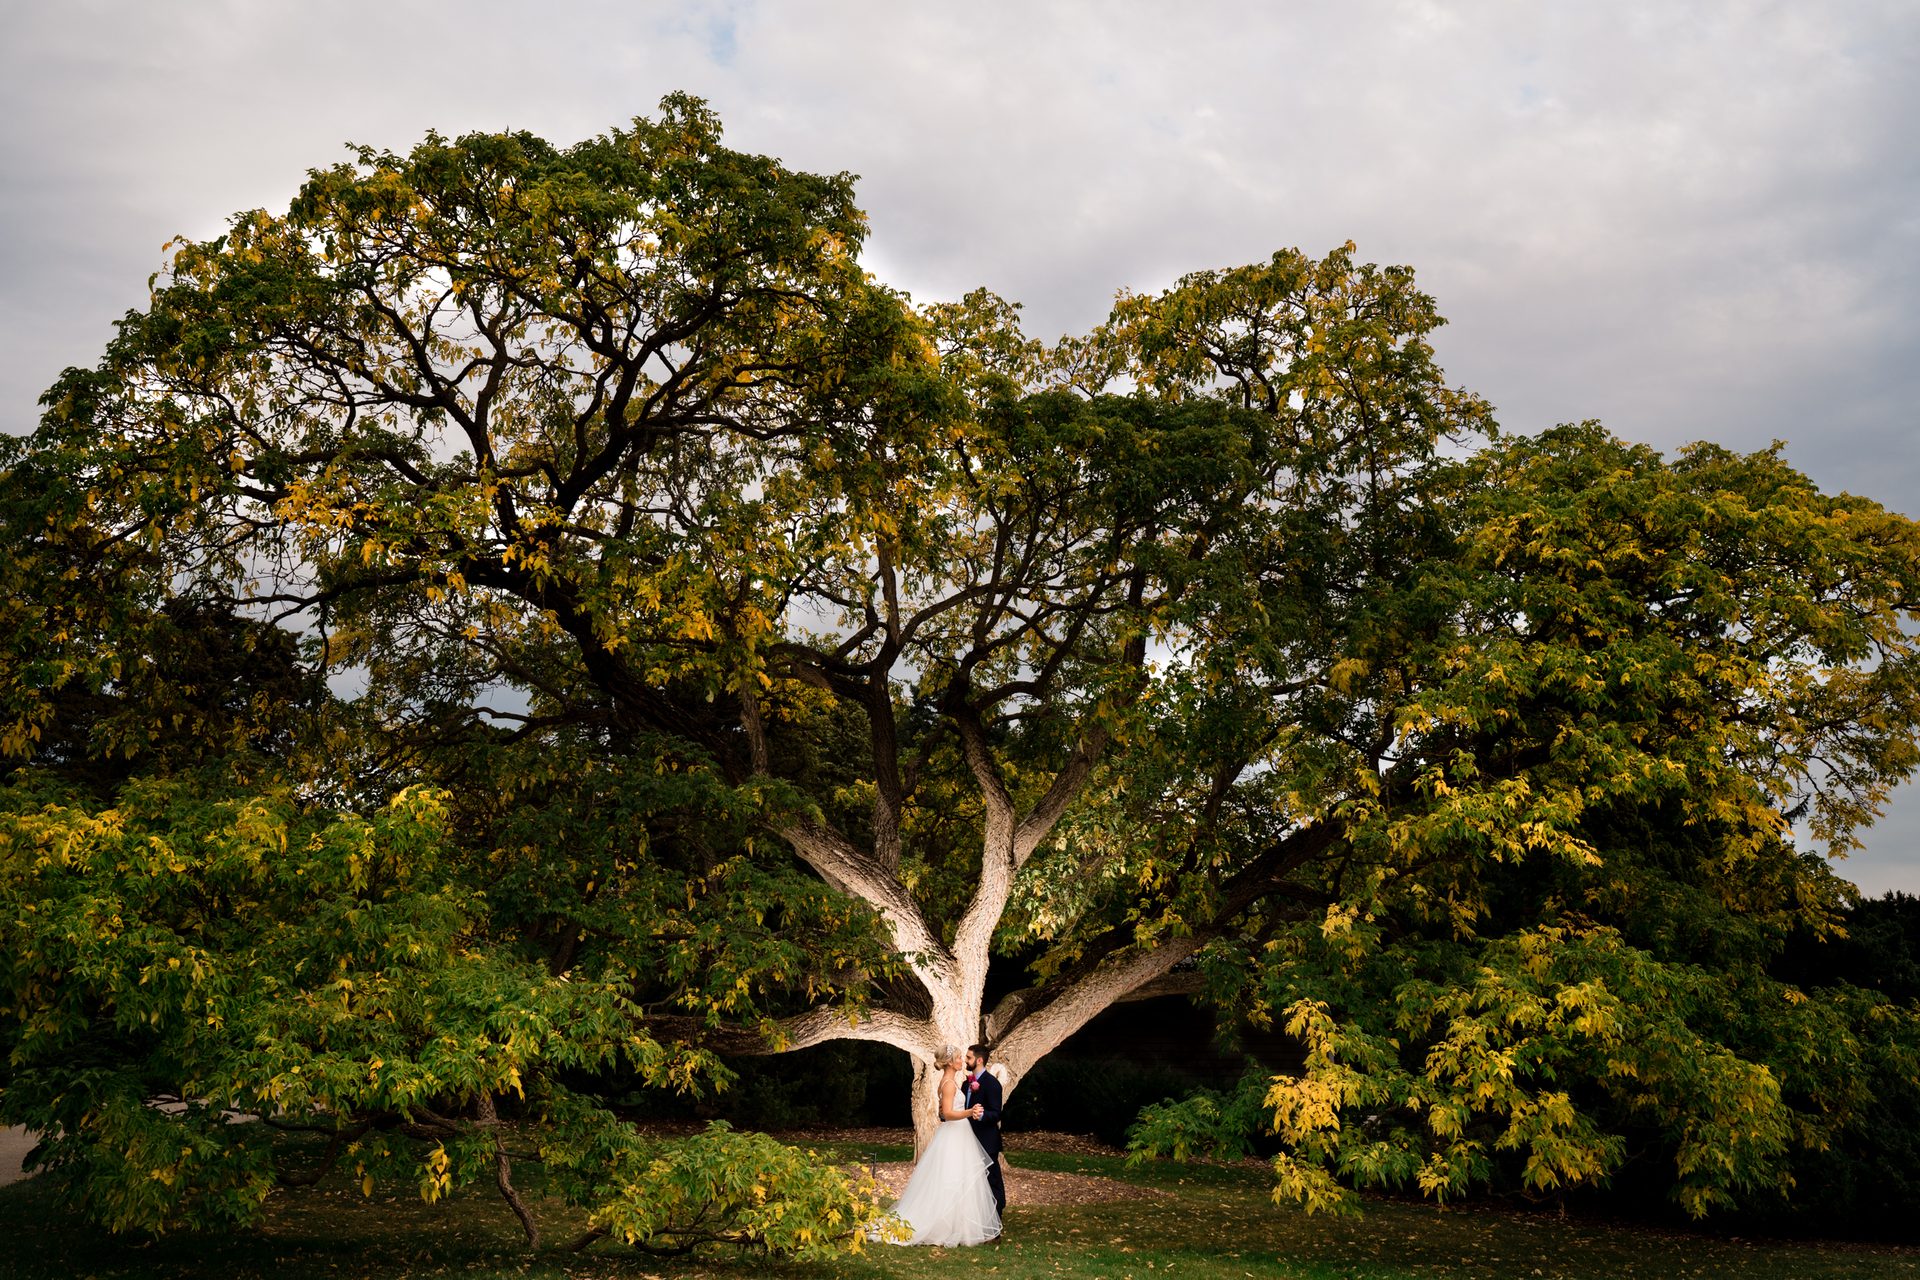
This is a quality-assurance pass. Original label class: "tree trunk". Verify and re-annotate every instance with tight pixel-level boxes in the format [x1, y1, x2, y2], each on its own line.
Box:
[738, 667, 1189, 1159]
[712, 931, 1187, 1157]
[900, 940, 1198, 1155]
[909, 1055, 943, 1157]
[906, 1002, 982, 1155]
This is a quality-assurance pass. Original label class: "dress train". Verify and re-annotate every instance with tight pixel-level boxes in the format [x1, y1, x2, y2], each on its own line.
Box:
[884, 1080, 1000, 1246]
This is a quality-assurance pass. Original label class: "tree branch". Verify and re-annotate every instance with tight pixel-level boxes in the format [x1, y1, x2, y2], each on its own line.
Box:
[645, 1005, 928, 1055]
[781, 817, 952, 985]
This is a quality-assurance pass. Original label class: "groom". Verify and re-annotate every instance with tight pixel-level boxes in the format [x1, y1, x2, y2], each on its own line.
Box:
[963, 1043, 1006, 1220]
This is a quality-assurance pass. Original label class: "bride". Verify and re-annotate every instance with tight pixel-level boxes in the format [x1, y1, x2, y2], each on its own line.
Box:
[885, 1043, 1001, 1246]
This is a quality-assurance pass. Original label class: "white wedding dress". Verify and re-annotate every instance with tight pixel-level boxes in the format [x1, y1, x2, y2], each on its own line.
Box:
[886, 1075, 1001, 1246]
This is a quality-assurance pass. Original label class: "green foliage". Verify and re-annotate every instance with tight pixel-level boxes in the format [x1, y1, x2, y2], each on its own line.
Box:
[0, 765, 707, 1232]
[548, 1119, 898, 1258]
[0, 95, 931, 1254]
[1140, 915, 1920, 1236]
[1010, 1054, 1230, 1148]
[1771, 986, 1920, 1239]
[12, 90, 928, 753]
[690, 1040, 910, 1130]
[0, 755, 901, 1258]
[6, 90, 1920, 1244]
[1782, 891, 1920, 1002]
[445, 733, 902, 1027]
[1266, 928, 1795, 1216]
[1686, 892, 1920, 1239]
[1127, 1066, 1275, 1163]
[1115, 423, 1920, 1222]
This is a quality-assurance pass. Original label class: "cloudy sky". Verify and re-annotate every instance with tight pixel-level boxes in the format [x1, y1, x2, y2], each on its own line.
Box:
[4, 1, 1918, 890]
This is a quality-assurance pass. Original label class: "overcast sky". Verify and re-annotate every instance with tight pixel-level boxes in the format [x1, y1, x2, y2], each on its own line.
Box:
[5, 1, 1918, 891]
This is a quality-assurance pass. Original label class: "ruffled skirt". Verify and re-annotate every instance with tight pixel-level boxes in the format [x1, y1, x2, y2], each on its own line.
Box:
[886, 1119, 1000, 1246]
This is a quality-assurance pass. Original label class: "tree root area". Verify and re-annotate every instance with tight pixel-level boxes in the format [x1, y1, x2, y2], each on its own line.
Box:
[861, 1159, 1169, 1207]
[635, 1122, 1122, 1158]
[632, 1124, 1168, 1207]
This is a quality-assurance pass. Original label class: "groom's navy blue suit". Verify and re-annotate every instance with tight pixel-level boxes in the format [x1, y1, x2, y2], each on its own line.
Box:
[964, 1070, 1006, 1216]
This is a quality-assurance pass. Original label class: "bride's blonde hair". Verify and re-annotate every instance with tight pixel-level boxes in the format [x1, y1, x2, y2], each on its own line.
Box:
[935, 1043, 962, 1067]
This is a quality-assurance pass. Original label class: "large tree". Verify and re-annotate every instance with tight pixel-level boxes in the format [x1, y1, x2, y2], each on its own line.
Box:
[6, 99, 1493, 1151]
[9, 96, 1918, 1185]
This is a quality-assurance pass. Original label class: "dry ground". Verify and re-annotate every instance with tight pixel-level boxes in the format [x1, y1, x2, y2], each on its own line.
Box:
[0, 1126, 35, 1188]
[784, 1125, 1180, 1207]
[862, 1158, 1169, 1207]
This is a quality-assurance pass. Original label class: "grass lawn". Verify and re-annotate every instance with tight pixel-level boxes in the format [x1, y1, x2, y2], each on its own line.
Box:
[2, 1142, 1913, 1280]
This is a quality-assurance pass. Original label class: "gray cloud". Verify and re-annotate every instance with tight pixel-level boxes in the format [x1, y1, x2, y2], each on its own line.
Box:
[5, 0, 1917, 891]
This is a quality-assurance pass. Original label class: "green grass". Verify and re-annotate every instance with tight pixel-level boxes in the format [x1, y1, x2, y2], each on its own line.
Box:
[3, 1145, 1914, 1280]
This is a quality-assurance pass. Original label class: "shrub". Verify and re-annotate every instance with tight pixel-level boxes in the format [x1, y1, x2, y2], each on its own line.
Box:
[1127, 1066, 1275, 1163]
[1009, 1055, 1220, 1146]
[551, 1120, 899, 1258]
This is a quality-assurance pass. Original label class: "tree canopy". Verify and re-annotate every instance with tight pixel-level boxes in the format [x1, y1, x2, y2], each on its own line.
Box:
[1128, 424, 1920, 1218]
[5, 95, 1920, 1249]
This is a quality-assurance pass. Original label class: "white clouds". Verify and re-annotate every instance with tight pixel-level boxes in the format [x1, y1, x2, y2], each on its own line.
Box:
[4, 0, 1918, 888]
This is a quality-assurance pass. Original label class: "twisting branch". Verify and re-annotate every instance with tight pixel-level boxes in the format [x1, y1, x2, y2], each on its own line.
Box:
[273, 1120, 373, 1188]
[475, 1092, 540, 1251]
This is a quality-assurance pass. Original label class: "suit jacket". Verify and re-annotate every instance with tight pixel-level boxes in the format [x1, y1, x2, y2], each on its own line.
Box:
[965, 1070, 1003, 1156]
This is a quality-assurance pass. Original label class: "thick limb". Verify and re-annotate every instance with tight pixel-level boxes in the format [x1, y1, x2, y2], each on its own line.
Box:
[644, 1005, 929, 1056]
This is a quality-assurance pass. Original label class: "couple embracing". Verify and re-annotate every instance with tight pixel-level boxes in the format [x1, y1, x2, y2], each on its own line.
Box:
[887, 1042, 1005, 1247]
